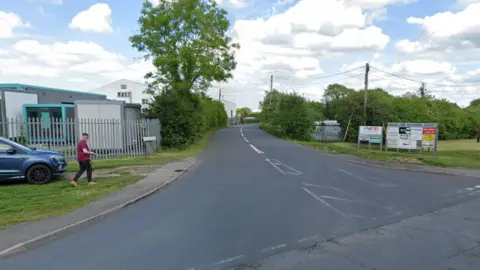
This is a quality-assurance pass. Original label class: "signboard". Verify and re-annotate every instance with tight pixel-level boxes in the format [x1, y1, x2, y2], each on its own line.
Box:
[386, 123, 438, 152]
[358, 126, 383, 144]
[422, 127, 436, 147]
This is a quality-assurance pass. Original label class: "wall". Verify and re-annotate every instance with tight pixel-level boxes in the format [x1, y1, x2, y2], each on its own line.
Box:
[221, 99, 236, 119]
[90, 79, 149, 110]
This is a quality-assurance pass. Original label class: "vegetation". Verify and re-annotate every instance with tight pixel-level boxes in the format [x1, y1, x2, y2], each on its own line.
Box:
[236, 107, 252, 117]
[258, 90, 323, 140]
[322, 83, 478, 142]
[258, 83, 480, 168]
[130, 0, 238, 149]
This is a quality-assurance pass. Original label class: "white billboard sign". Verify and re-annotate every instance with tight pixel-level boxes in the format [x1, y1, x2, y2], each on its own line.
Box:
[358, 126, 383, 144]
[387, 123, 437, 151]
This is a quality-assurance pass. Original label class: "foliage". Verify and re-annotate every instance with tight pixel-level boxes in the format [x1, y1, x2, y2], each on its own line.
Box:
[130, 0, 236, 148]
[236, 107, 252, 117]
[259, 91, 313, 140]
[145, 91, 226, 148]
[321, 84, 478, 142]
[259, 83, 480, 143]
[130, 0, 239, 94]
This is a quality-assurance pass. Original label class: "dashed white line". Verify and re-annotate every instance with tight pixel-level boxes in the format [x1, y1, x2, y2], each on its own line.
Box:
[271, 159, 303, 175]
[302, 187, 346, 217]
[250, 144, 264, 154]
[213, 255, 245, 266]
[466, 187, 475, 191]
[244, 137, 249, 143]
[266, 158, 286, 174]
[261, 244, 287, 253]
[475, 185, 480, 189]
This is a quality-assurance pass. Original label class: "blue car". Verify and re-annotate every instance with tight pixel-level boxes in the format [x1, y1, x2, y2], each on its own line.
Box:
[0, 137, 67, 184]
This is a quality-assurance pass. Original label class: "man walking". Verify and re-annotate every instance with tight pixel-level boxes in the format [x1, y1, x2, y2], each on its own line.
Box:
[71, 133, 96, 187]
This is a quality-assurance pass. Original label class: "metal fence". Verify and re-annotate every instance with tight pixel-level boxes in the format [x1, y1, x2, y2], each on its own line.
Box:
[0, 117, 161, 161]
[312, 120, 344, 142]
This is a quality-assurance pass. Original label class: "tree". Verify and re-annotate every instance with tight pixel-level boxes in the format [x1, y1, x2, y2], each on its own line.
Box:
[130, 0, 239, 93]
[130, 0, 237, 148]
[236, 107, 252, 117]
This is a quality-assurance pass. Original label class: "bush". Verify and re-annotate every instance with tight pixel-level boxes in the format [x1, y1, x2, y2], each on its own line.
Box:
[146, 91, 227, 149]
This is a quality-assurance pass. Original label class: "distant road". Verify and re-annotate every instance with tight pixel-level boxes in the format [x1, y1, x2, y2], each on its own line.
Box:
[2, 124, 480, 270]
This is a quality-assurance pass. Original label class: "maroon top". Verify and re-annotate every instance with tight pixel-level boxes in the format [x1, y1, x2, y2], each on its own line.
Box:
[76, 139, 90, 161]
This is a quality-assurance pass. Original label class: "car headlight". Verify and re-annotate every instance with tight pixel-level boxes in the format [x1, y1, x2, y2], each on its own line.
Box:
[50, 155, 63, 162]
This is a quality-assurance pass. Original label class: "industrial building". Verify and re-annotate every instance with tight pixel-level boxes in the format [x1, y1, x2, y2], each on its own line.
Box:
[89, 79, 150, 110]
[0, 83, 106, 121]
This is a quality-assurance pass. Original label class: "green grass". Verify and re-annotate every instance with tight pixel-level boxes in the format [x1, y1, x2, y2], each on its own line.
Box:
[294, 139, 480, 169]
[0, 174, 142, 228]
[1, 131, 214, 228]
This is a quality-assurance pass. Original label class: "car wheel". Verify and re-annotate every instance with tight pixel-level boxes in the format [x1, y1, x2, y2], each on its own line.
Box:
[26, 164, 52, 185]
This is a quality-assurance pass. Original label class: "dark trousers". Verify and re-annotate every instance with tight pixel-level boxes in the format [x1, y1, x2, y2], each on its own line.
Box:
[73, 160, 93, 182]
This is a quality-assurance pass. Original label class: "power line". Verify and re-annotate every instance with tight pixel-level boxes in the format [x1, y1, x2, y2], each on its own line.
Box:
[274, 66, 364, 82]
[284, 73, 365, 86]
[370, 66, 480, 88]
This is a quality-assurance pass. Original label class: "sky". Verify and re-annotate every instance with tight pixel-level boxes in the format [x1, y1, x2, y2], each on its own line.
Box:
[1, 0, 480, 110]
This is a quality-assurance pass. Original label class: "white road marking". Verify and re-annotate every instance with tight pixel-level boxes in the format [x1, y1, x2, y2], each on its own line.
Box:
[321, 195, 356, 203]
[213, 255, 245, 266]
[266, 159, 286, 174]
[261, 244, 287, 253]
[302, 187, 346, 217]
[335, 168, 377, 185]
[475, 185, 480, 189]
[298, 234, 320, 243]
[302, 183, 331, 189]
[466, 187, 475, 191]
[244, 137, 249, 143]
[272, 159, 303, 175]
[249, 144, 264, 154]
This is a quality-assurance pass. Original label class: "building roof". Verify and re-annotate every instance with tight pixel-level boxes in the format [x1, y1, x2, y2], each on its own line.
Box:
[0, 83, 105, 96]
[91, 79, 147, 91]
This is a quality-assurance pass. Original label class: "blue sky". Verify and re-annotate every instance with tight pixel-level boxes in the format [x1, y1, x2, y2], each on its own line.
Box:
[1, 0, 479, 108]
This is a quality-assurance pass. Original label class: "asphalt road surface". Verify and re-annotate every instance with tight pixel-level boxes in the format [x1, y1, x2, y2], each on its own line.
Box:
[2, 124, 480, 270]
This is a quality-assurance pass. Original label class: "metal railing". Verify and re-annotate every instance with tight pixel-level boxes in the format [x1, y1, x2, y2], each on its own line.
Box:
[0, 117, 161, 161]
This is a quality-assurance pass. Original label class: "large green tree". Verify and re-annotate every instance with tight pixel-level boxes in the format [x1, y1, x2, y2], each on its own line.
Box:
[130, 0, 237, 148]
[130, 0, 239, 93]
[236, 107, 252, 117]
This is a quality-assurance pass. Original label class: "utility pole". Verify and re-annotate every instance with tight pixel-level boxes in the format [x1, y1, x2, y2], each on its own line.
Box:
[270, 75, 273, 92]
[218, 88, 222, 101]
[363, 63, 370, 125]
[268, 75, 273, 119]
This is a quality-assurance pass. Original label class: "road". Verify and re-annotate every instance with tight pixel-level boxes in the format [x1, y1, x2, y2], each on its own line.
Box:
[1, 124, 480, 270]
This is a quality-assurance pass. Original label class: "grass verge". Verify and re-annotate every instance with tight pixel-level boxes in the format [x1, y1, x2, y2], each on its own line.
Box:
[0, 174, 142, 228]
[293, 140, 480, 169]
[1, 131, 214, 228]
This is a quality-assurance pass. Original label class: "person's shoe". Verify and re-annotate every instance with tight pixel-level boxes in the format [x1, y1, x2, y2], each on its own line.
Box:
[88, 181, 97, 185]
[71, 181, 78, 187]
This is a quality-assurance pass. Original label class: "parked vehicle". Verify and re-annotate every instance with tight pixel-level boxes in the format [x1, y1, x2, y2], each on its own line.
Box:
[0, 137, 66, 184]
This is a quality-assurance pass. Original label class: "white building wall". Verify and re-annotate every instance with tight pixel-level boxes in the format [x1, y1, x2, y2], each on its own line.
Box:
[90, 79, 150, 110]
[221, 99, 236, 125]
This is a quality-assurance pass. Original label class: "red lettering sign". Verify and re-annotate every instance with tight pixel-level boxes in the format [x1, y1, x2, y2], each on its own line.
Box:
[423, 128, 436, 135]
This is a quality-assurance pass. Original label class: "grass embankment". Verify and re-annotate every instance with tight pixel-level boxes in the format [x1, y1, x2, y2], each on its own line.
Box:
[0, 131, 213, 228]
[294, 139, 480, 169]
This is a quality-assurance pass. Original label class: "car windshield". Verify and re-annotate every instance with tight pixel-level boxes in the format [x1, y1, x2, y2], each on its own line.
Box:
[8, 140, 33, 153]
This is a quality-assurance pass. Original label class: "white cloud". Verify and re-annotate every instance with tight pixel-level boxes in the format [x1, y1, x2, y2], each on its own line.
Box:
[69, 3, 113, 33]
[0, 11, 30, 39]
[0, 39, 153, 85]
[230, 0, 246, 8]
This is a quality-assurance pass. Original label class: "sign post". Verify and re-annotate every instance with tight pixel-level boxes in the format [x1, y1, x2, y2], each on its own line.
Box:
[358, 126, 383, 150]
[386, 123, 438, 155]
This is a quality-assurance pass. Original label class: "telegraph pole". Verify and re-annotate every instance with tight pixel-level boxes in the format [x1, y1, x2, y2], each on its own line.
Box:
[218, 88, 222, 101]
[363, 63, 370, 125]
[270, 75, 273, 92]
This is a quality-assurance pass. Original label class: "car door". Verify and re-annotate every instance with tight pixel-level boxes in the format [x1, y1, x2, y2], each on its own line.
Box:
[0, 142, 28, 180]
